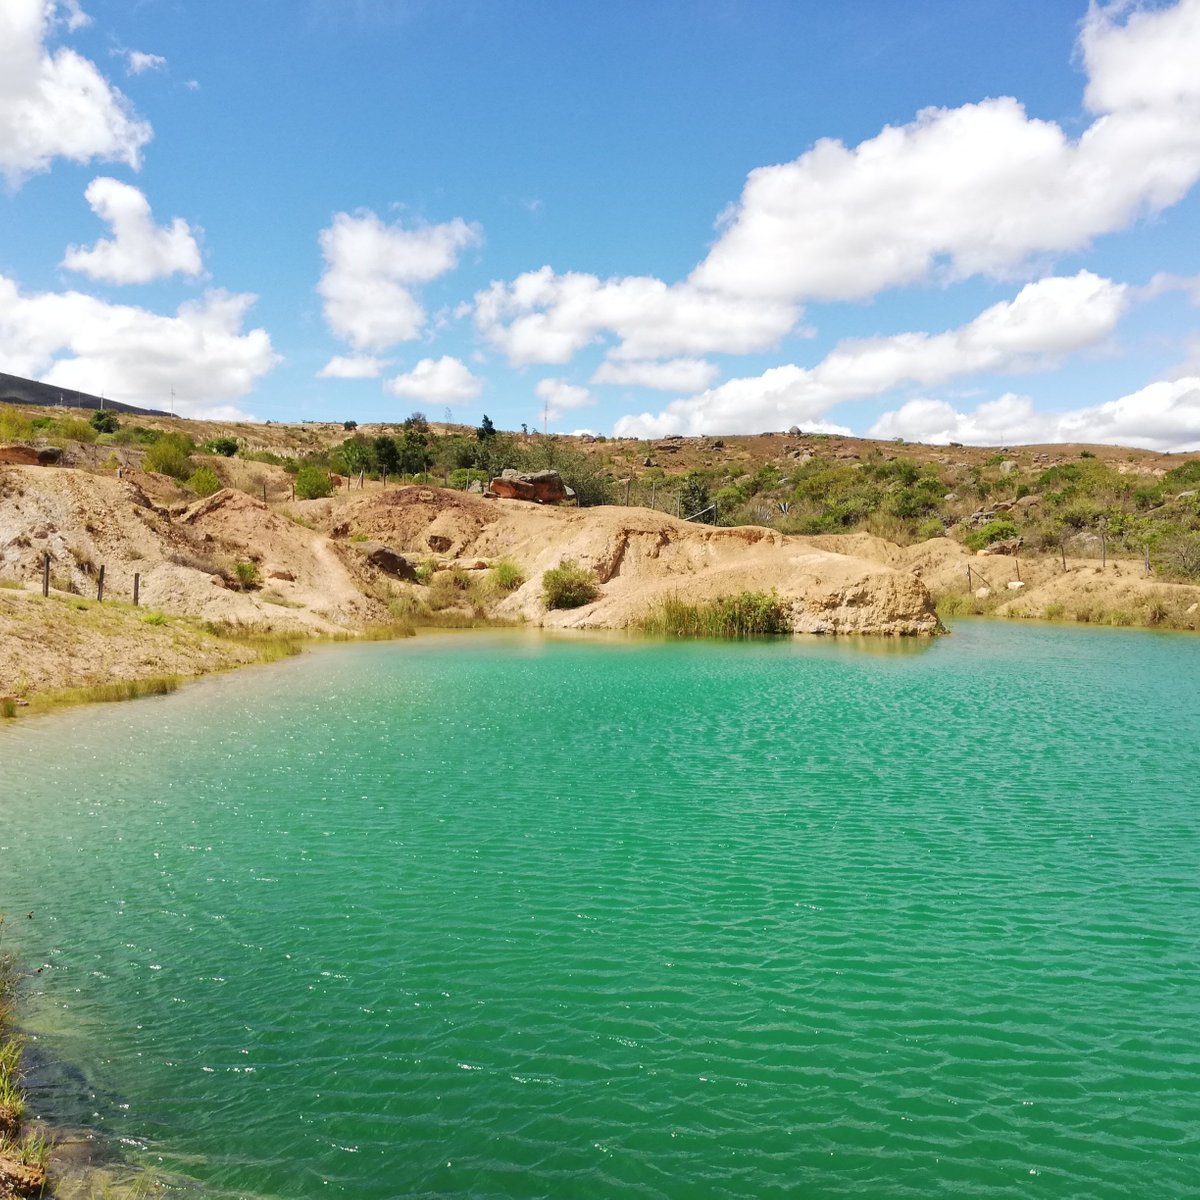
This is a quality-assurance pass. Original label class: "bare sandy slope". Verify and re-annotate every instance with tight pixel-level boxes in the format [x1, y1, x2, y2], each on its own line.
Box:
[10, 464, 1197, 704]
[0, 467, 384, 635]
[317, 486, 942, 635]
[807, 533, 1200, 628]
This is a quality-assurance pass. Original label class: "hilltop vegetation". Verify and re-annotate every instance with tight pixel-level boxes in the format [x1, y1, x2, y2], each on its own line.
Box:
[4, 402, 1200, 584]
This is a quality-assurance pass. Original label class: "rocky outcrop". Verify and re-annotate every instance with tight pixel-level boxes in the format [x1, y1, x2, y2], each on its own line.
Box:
[362, 544, 418, 580]
[980, 537, 1023, 556]
[488, 469, 576, 504]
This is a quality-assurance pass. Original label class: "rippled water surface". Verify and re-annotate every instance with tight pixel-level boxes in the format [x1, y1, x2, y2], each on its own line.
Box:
[2, 621, 1200, 1198]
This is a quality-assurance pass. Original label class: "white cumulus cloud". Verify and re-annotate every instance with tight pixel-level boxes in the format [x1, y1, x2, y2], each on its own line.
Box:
[0, 0, 152, 185]
[591, 357, 719, 392]
[0, 273, 278, 416]
[61, 176, 203, 284]
[869, 378, 1200, 453]
[613, 272, 1128, 437]
[317, 354, 387, 379]
[386, 356, 481, 403]
[318, 211, 482, 352]
[691, 0, 1200, 303]
[474, 267, 797, 366]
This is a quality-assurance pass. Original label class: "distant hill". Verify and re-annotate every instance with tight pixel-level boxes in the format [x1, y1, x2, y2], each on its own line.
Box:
[0, 371, 169, 417]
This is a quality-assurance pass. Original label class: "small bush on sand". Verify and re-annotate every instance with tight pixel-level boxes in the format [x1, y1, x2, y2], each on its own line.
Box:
[489, 558, 525, 592]
[144, 438, 190, 478]
[542, 559, 599, 609]
[187, 467, 221, 497]
[965, 518, 1019, 552]
[234, 561, 260, 589]
[294, 466, 333, 499]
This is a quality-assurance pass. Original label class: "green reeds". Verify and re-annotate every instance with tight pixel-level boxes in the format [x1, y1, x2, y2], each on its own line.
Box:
[637, 591, 792, 639]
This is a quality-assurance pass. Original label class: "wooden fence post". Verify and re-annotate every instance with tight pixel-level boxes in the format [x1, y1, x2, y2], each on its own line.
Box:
[133, 572, 140, 606]
[42, 553, 50, 597]
[262, 481, 267, 503]
[1145, 544, 1151, 577]
[97, 564, 105, 602]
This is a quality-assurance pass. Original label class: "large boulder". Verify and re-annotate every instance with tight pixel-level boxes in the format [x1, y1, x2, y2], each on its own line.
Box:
[488, 469, 576, 504]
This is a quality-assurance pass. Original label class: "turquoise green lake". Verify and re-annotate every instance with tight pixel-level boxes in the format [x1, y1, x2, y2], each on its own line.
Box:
[2, 621, 1199, 1198]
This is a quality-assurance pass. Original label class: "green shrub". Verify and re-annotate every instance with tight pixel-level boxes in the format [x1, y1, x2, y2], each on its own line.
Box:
[50, 417, 97, 444]
[415, 559, 436, 585]
[427, 572, 473, 611]
[542, 559, 600, 609]
[637, 591, 791, 638]
[1155, 532, 1200, 581]
[234, 561, 260, 589]
[144, 438, 190, 478]
[294, 466, 333, 499]
[108, 424, 159, 446]
[187, 466, 222, 497]
[448, 467, 489, 490]
[202, 436, 238, 456]
[1164, 459, 1200, 489]
[679, 472, 713, 522]
[489, 558, 525, 592]
[89, 409, 119, 433]
[0, 405, 34, 441]
[965, 517, 1019, 551]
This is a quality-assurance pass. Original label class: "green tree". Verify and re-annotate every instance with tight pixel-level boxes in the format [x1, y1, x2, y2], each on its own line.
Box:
[337, 436, 374, 476]
[396, 428, 428, 474]
[476, 414, 496, 441]
[374, 436, 401, 477]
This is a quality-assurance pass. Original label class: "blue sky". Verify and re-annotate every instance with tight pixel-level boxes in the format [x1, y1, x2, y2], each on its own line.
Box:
[2, 0, 1199, 448]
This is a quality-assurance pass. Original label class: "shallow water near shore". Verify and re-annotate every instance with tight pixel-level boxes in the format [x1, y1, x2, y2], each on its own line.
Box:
[2, 621, 1199, 1198]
